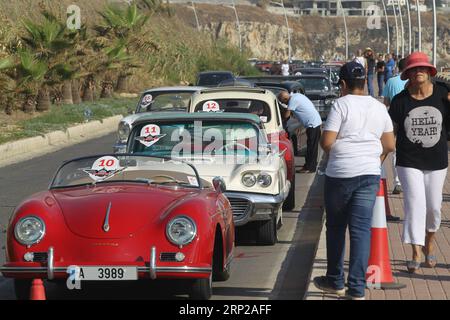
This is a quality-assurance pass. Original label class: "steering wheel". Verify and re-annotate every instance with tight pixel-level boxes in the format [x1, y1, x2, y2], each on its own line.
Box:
[217, 142, 251, 153]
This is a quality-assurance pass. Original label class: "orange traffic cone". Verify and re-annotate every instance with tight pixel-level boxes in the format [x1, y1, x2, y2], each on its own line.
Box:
[30, 279, 46, 300]
[366, 179, 406, 290]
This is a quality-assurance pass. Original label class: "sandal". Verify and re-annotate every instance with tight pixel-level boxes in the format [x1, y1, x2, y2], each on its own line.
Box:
[406, 260, 421, 273]
[422, 247, 437, 268]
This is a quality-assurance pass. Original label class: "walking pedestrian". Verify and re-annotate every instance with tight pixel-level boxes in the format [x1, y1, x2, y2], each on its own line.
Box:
[376, 54, 385, 96]
[278, 91, 322, 173]
[281, 60, 290, 76]
[354, 49, 367, 71]
[365, 48, 376, 97]
[388, 52, 450, 273]
[385, 53, 395, 83]
[383, 58, 408, 201]
[313, 61, 395, 300]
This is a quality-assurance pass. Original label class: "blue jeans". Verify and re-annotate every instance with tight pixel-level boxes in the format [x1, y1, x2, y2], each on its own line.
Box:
[377, 73, 384, 96]
[324, 175, 380, 297]
[367, 73, 374, 97]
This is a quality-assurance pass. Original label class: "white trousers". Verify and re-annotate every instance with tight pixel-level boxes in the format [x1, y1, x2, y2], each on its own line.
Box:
[396, 166, 447, 246]
[391, 152, 401, 186]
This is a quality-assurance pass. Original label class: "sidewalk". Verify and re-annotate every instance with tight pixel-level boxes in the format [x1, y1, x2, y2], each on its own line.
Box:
[305, 153, 450, 300]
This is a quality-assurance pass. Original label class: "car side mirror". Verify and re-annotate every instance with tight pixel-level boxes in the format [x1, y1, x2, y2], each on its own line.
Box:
[212, 177, 226, 193]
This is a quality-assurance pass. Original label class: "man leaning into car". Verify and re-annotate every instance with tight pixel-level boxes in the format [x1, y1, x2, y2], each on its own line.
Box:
[278, 91, 322, 173]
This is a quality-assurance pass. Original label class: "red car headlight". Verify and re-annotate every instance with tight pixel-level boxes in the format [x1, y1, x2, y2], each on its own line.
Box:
[14, 216, 46, 246]
[166, 216, 197, 247]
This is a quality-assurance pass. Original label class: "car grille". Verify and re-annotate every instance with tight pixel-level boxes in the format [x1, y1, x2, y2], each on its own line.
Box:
[228, 198, 251, 221]
[32, 252, 48, 262]
[160, 253, 177, 262]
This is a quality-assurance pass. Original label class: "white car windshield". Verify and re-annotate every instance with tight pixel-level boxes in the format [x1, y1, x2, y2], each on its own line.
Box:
[194, 99, 271, 123]
[130, 121, 264, 161]
[137, 91, 193, 113]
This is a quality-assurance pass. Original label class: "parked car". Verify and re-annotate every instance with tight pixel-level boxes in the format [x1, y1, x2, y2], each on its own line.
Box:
[296, 74, 339, 119]
[218, 78, 256, 87]
[188, 87, 296, 211]
[114, 86, 204, 153]
[254, 60, 273, 73]
[292, 67, 339, 89]
[195, 71, 235, 87]
[253, 81, 305, 95]
[291, 67, 328, 76]
[0, 154, 234, 300]
[127, 113, 290, 245]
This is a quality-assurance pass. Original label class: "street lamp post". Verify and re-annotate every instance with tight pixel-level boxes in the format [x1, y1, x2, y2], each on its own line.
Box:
[415, 0, 422, 51]
[405, 0, 412, 54]
[271, 1, 291, 61]
[432, 0, 437, 66]
[225, 0, 242, 52]
[381, 0, 390, 55]
[190, 1, 200, 31]
[391, 0, 399, 58]
[338, 0, 348, 61]
[397, 0, 405, 57]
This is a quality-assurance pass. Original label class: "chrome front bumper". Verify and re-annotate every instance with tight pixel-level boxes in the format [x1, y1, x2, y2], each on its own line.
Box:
[225, 182, 290, 227]
[0, 246, 211, 280]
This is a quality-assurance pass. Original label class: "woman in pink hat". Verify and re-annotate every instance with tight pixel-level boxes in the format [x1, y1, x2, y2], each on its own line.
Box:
[388, 52, 450, 273]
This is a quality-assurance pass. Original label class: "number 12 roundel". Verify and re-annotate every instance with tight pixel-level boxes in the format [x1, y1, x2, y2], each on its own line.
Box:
[202, 100, 220, 112]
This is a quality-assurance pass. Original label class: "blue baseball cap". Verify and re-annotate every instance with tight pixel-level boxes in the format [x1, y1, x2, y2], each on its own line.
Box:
[339, 61, 366, 81]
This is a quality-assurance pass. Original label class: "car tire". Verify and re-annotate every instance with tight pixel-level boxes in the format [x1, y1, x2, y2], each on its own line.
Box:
[214, 262, 231, 282]
[283, 177, 296, 211]
[14, 279, 31, 300]
[189, 275, 212, 300]
[256, 216, 277, 245]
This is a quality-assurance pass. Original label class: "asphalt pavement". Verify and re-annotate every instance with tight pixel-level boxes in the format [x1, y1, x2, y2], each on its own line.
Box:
[0, 134, 324, 300]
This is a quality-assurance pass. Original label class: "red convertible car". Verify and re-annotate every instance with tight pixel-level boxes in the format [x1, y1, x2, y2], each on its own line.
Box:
[1, 154, 234, 300]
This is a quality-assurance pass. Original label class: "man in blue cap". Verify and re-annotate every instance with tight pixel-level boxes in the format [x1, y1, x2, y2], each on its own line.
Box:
[312, 61, 395, 300]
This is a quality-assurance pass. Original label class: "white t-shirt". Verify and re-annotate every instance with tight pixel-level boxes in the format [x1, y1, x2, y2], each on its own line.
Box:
[323, 95, 394, 178]
[354, 56, 367, 69]
[281, 64, 289, 76]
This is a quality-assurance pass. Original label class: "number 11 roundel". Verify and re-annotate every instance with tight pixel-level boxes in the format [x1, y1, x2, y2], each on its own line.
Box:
[136, 124, 167, 147]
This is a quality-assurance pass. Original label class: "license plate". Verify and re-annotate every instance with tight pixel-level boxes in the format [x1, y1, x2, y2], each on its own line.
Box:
[71, 266, 138, 281]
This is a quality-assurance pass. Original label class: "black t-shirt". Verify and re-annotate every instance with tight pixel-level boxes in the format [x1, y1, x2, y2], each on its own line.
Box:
[389, 84, 450, 170]
[376, 61, 385, 74]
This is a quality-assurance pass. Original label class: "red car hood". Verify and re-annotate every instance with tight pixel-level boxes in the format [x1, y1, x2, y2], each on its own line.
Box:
[51, 184, 195, 239]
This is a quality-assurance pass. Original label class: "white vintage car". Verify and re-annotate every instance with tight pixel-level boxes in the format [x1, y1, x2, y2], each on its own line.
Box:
[188, 87, 296, 210]
[126, 112, 290, 245]
[114, 86, 205, 153]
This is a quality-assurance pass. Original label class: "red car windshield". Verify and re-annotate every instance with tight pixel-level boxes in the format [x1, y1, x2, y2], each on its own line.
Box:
[51, 155, 202, 189]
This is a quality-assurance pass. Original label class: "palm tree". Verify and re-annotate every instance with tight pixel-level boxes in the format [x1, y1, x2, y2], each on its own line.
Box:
[0, 57, 16, 114]
[96, 3, 150, 93]
[20, 10, 75, 111]
[6, 49, 48, 113]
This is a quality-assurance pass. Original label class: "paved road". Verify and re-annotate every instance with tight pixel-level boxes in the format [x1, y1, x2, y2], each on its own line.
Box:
[0, 134, 324, 300]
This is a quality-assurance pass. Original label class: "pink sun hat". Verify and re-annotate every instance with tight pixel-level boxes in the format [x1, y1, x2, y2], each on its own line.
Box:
[401, 51, 437, 80]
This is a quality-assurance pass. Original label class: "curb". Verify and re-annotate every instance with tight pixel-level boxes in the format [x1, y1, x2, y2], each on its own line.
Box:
[0, 115, 123, 168]
[304, 218, 327, 300]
